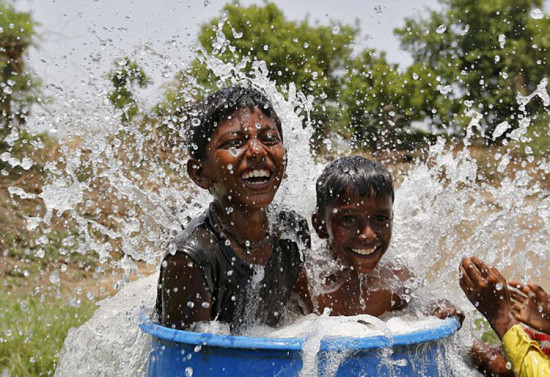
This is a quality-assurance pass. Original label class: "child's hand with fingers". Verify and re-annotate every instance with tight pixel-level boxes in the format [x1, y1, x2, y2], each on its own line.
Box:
[428, 299, 465, 325]
[459, 256, 518, 338]
[509, 281, 550, 334]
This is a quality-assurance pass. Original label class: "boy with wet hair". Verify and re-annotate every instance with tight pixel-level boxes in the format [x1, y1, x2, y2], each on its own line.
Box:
[298, 156, 461, 319]
[156, 86, 309, 333]
[188, 86, 283, 161]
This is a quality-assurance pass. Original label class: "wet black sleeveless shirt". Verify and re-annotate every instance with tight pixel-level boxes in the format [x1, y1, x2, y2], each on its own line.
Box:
[156, 204, 310, 333]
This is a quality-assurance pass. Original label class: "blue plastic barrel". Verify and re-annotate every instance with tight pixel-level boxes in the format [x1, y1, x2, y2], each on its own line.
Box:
[140, 317, 460, 377]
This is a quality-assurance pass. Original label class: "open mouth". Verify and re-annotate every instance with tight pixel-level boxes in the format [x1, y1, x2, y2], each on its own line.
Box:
[349, 246, 379, 257]
[241, 168, 272, 185]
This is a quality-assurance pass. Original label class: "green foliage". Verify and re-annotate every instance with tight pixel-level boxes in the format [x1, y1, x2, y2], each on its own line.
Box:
[474, 317, 501, 345]
[155, 0, 549, 151]
[340, 50, 408, 148]
[159, 1, 358, 142]
[395, 0, 550, 141]
[108, 57, 151, 123]
[0, 2, 41, 135]
[0, 293, 97, 376]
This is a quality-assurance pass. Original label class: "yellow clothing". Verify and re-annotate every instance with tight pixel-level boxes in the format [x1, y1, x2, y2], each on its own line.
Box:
[502, 324, 550, 377]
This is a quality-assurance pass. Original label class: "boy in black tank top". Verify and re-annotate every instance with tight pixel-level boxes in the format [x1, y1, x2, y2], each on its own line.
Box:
[156, 86, 309, 333]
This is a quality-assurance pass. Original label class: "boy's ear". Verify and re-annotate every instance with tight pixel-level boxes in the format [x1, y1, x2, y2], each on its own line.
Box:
[312, 212, 328, 239]
[187, 158, 212, 189]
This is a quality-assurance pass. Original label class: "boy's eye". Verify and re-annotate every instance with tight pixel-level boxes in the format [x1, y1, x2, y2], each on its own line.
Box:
[375, 215, 392, 224]
[340, 215, 359, 225]
[220, 139, 245, 149]
[262, 133, 281, 145]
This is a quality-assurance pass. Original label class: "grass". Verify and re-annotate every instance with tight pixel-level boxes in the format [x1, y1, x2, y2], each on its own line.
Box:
[0, 292, 98, 376]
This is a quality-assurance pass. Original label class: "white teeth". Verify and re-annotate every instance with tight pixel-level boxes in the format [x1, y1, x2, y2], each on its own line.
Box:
[351, 247, 377, 256]
[242, 169, 271, 180]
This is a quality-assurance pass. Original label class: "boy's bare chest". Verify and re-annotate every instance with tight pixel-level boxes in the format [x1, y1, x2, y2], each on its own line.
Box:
[316, 280, 396, 317]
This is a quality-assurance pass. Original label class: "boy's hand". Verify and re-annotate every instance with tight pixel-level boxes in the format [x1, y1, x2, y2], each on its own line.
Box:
[509, 281, 550, 334]
[429, 299, 465, 325]
[459, 256, 517, 339]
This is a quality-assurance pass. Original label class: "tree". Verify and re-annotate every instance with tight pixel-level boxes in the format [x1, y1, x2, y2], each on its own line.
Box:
[339, 50, 411, 149]
[159, 2, 358, 142]
[395, 0, 550, 141]
[0, 2, 40, 137]
[108, 57, 151, 123]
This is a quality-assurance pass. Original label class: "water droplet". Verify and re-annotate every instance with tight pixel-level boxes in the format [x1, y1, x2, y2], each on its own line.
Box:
[62, 237, 75, 247]
[530, 8, 544, 19]
[232, 28, 243, 39]
[263, 45, 269, 51]
[168, 242, 177, 255]
[332, 25, 340, 34]
[412, 73, 419, 80]
[227, 270, 234, 276]
[201, 301, 210, 308]
[498, 34, 506, 48]
[49, 270, 60, 286]
[191, 118, 200, 127]
[185, 367, 194, 376]
[495, 283, 503, 291]
[436, 24, 446, 34]
[187, 301, 195, 308]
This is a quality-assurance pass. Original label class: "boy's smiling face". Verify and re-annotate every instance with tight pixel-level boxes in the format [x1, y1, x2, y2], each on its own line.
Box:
[314, 188, 393, 274]
[191, 106, 285, 211]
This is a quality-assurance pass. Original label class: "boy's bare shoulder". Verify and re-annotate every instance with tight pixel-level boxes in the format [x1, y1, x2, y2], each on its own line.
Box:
[380, 261, 413, 282]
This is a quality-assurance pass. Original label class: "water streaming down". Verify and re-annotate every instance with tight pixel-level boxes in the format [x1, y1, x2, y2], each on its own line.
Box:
[4, 11, 549, 377]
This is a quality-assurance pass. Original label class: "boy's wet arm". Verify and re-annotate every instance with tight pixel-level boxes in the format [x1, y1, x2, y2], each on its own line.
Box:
[160, 253, 212, 330]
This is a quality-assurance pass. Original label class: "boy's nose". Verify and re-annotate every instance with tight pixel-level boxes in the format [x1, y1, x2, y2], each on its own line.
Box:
[245, 138, 266, 159]
[359, 224, 377, 242]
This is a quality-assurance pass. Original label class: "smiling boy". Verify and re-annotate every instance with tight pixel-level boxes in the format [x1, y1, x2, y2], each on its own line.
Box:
[298, 156, 461, 320]
[295, 156, 410, 316]
[156, 86, 309, 333]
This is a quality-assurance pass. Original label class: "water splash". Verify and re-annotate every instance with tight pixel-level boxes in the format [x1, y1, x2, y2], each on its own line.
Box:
[4, 10, 548, 377]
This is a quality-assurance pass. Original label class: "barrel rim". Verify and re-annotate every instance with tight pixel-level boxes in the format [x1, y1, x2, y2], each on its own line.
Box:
[139, 316, 460, 351]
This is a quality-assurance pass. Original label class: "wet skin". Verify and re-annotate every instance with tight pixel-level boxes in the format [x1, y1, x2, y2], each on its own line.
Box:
[161, 106, 286, 329]
[300, 190, 410, 316]
[314, 190, 393, 275]
[295, 262, 410, 317]
[189, 106, 286, 211]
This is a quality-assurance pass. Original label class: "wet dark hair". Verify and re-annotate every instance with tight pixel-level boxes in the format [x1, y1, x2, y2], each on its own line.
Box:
[187, 86, 283, 160]
[315, 156, 394, 216]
